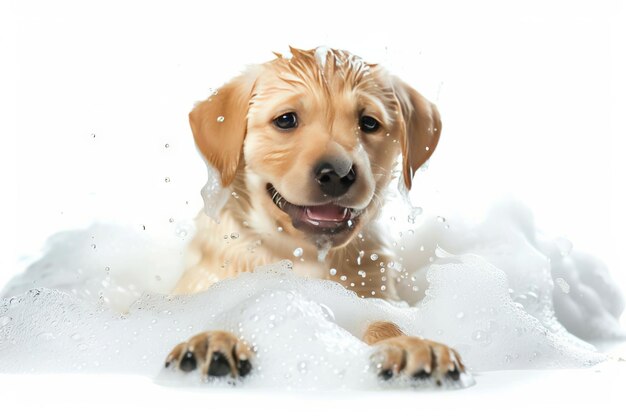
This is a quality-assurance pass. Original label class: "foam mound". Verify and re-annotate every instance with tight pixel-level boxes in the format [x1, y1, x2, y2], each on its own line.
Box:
[1, 200, 623, 389]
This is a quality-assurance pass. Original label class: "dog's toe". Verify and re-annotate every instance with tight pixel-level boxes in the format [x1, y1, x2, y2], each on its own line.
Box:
[371, 336, 466, 385]
[165, 330, 253, 380]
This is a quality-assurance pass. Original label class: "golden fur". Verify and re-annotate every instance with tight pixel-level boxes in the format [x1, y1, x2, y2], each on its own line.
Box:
[166, 47, 465, 383]
[174, 47, 440, 298]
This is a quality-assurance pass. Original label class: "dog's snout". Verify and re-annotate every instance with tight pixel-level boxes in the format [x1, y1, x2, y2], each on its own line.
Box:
[314, 162, 357, 197]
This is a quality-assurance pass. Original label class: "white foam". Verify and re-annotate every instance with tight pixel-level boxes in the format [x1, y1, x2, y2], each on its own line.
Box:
[0, 157, 623, 388]
[1, 196, 621, 389]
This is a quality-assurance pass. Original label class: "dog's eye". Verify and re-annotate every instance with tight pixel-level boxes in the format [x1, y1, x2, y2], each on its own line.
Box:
[273, 112, 298, 130]
[360, 116, 380, 133]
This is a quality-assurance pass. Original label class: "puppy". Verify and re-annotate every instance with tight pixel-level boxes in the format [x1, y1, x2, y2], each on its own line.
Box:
[165, 47, 465, 383]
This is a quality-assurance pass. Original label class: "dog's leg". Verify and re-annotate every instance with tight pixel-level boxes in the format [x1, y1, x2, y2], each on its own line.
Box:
[364, 321, 466, 383]
[165, 330, 253, 379]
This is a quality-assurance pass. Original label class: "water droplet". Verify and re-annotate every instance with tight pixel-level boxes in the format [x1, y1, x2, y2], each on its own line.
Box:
[230, 232, 239, 239]
[370, 253, 379, 261]
[320, 304, 335, 321]
[329, 268, 337, 276]
[217, 116, 225, 122]
[164, 177, 171, 183]
[293, 247, 303, 257]
[472, 330, 492, 345]
[175, 226, 188, 238]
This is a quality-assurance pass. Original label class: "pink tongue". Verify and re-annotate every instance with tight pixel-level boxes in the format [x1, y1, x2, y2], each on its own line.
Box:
[305, 204, 348, 222]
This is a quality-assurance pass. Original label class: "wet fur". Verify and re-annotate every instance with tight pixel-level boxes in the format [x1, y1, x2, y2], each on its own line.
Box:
[174, 47, 441, 298]
[166, 47, 465, 383]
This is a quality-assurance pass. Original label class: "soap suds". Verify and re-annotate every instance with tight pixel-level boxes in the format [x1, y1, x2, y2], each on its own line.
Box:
[0, 162, 623, 388]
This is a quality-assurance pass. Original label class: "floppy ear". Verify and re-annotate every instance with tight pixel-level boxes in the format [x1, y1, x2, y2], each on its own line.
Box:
[392, 77, 442, 190]
[189, 72, 257, 187]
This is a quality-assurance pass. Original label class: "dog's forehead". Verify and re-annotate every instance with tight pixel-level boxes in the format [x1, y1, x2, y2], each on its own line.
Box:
[260, 48, 382, 93]
[250, 48, 393, 115]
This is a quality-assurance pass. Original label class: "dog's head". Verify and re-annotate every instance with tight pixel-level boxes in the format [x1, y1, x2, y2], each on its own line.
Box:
[190, 47, 440, 250]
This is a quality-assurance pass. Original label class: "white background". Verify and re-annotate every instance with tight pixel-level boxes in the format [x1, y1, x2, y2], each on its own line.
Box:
[1, 0, 625, 414]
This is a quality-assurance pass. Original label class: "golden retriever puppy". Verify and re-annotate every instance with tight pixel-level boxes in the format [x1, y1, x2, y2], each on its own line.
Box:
[165, 47, 465, 383]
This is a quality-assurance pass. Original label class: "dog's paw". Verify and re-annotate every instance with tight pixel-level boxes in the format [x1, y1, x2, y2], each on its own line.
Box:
[371, 336, 465, 384]
[164, 330, 253, 379]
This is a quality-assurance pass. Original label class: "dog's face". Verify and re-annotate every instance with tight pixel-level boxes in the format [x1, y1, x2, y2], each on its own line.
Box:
[190, 47, 441, 250]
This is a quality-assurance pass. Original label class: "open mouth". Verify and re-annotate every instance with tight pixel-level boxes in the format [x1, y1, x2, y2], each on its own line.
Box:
[267, 184, 361, 234]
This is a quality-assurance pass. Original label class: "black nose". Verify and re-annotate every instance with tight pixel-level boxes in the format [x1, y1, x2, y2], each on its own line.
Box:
[314, 162, 357, 197]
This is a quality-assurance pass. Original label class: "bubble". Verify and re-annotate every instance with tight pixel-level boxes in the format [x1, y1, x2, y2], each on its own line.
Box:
[293, 248, 303, 257]
[358, 270, 366, 277]
[329, 268, 337, 276]
[472, 330, 492, 345]
[90, 244, 97, 249]
[164, 143, 170, 149]
[169, 218, 174, 223]
[298, 361, 308, 373]
[555, 237, 573, 257]
[456, 312, 465, 319]
[231, 191, 239, 199]
[164, 177, 171, 183]
[555, 277, 570, 294]
[340, 275, 347, 281]
[216, 116, 225, 122]
[104, 266, 110, 272]
[277, 226, 284, 232]
[37, 332, 55, 341]
[437, 216, 446, 223]
[370, 254, 379, 261]
[230, 233, 239, 239]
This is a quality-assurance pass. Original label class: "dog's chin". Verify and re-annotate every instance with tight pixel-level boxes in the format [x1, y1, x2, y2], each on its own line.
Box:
[266, 184, 363, 245]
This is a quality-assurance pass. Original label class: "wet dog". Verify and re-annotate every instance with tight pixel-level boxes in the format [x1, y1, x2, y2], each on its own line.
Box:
[165, 47, 465, 383]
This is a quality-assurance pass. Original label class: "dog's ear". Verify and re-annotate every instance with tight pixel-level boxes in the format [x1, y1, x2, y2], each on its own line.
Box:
[189, 71, 257, 187]
[392, 77, 442, 190]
